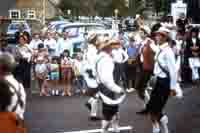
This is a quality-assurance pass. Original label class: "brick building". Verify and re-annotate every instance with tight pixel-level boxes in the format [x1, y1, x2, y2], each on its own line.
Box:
[3, 0, 60, 22]
[15, 0, 60, 19]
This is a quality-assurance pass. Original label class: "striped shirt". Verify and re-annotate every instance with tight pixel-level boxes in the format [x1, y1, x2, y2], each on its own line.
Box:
[4, 75, 26, 120]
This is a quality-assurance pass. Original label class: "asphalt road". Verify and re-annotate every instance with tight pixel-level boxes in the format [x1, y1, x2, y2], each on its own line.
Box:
[24, 83, 200, 133]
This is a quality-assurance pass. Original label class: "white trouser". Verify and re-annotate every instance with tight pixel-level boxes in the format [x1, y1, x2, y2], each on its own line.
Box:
[88, 94, 99, 117]
[160, 115, 169, 133]
[111, 113, 120, 133]
[189, 57, 200, 80]
[101, 120, 110, 133]
[144, 90, 150, 104]
[176, 56, 182, 81]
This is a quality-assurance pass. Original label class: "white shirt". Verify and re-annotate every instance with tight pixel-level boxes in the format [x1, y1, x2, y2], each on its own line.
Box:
[4, 75, 26, 120]
[29, 39, 43, 50]
[15, 44, 33, 62]
[44, 38, 58, 55]
[85, 44, 98, 66]
[35, 64, 48, 74]
[134, 33, 143, 45]
[73, 59, 82, 72]
[175, 40, 183, 55]
[96, 52, 123, 94]
[154, 43, 177, 90]
[192, 38, 197, 46]
[112, 48, 129, 63]
[58, 38, 73, 57]
[82, 45, 99, 88]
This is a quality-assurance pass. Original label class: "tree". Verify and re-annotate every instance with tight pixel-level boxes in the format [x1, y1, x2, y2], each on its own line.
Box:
[151, 0, 171, 16]
[58, 0, 146, 17]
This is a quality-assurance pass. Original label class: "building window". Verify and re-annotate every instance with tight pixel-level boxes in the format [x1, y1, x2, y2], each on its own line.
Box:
[28, 10, 36, 19]
[9, 10, 21, 19]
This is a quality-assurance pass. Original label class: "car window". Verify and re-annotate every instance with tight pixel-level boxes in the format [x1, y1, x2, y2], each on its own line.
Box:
[78, 27, 86, 34]
[85, 25, 105, 32]
[9, 24, 20, 30]
[64, 27, 79, 38]
[9, 23, 28, 30]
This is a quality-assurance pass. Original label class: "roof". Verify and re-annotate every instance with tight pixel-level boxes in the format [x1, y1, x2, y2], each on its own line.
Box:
[61, 22, 105, 27]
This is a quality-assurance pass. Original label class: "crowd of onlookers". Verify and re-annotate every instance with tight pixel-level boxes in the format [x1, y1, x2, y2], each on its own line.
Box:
[0, 13, 200, 98]
[0, 12, 200, 132]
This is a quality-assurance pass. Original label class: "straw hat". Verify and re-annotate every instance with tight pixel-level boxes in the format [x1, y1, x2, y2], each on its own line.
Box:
[88, 33, 98, 44]
[98, 38, 121, 50]
[140, 25, 151, 35]
[0, 52, 16, 72]
[155, 27, 170, 37]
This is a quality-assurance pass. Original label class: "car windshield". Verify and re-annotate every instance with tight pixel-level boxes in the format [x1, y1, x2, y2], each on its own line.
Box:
[9, 23, 28, 30]
[85, 25, 105, 31]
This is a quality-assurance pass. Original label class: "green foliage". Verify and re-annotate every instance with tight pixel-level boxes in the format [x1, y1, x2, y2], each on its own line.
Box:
[59, 0, 147, 17]
[152, 0, 170, 15]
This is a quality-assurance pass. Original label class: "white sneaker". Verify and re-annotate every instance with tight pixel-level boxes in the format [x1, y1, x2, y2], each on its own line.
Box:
[153, 127, 160, 133]
[160, 115, 169, 133]
[147, 86, 153, 90]
[56, 90, 59, 95]
[144, 90, 150, 104]
[160, 115, 168, 124]
[126, 88, 135, 93]
[52, 90, 55, 96]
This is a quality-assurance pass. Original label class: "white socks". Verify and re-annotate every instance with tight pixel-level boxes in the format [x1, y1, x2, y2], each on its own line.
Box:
[152, 122, 160, 133]
[101, 120, 110, 133]
[90, 98, 98, 117]
[144, 90, 150, 108]
[101, 114, 120, 133]
[88, 97, 94, 104]
[152, 115, 169, 133]
[111, 114, 120, 133]
[160, 115, 169, 133]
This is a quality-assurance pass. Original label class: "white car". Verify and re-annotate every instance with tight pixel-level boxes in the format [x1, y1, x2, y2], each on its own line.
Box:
[57, 22, 106, 34]
[88, 29, 119, 39]
[6, 22, 31, 42]
[48, 21, 69, 31]
[55, 23, 110, 56]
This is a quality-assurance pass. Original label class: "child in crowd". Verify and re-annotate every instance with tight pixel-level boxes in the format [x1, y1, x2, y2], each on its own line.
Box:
[174, 33, 185, 82]
[60, 50, 73, 96]
[34, 43, 49, 96]
[49, 57, 60, 96]
[73, 52, 86, 94]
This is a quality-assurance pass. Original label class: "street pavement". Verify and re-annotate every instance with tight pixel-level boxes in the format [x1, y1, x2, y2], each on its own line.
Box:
[24, 83, 200, 133]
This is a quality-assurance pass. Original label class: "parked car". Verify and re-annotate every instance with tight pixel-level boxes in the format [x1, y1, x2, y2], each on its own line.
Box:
[56, 22, 116, 55]
[47, 21, 69, 31]
[57, 22, 107, 34]
[6, 21, 31, 43]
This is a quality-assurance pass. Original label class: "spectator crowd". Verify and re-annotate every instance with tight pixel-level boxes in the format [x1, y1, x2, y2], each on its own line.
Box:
[0, 12, 199, 133]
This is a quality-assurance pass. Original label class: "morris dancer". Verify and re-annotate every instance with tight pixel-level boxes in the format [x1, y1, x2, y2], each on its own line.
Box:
[83, 33, 101, 121]
[96, 39, 126, 133]
[143, 27, 178, 133]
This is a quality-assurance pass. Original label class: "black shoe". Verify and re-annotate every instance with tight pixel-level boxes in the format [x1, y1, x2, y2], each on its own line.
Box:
[136, 109, 148, 115]
[89, 116, 101, 121]
[85, 102, 91, 111]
